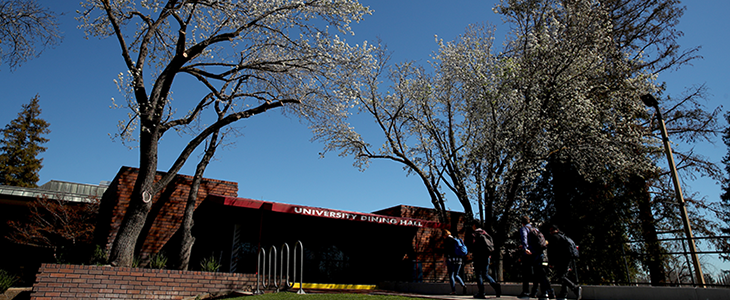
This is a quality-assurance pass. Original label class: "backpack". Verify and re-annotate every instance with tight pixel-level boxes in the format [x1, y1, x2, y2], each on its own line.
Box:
[475, 231, 495, 254]
[528, 226, 547, 251]
[564, 234, 579, 258]
[454, 237, 468, 257]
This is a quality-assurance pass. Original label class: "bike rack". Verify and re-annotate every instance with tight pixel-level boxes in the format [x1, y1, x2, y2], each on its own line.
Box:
[254, 247, 266, 295]
[255, 241, 305, 294]
[280, 243, 290, 290]
[268, 245, 278, 291]
[292, 241, 305, 294]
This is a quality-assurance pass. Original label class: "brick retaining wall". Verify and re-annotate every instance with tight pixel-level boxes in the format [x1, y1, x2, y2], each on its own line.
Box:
[31, 263, 255, 300]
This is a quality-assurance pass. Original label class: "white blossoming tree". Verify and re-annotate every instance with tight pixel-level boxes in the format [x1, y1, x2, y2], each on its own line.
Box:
[495, 0, 720, 284]
[77, 0, 375, 267]
[311, 0, 721, 282]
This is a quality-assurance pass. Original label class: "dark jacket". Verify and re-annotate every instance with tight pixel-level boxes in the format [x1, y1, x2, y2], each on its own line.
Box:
[471, 228, 494, 262]
[547, 232, 575, 264]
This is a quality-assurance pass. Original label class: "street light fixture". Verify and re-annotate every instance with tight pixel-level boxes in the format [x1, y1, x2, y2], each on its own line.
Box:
[641, 93, 705, 286]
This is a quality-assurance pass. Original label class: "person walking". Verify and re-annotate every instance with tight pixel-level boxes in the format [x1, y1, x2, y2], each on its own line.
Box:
[518, 216, 554, 299]
[547, 225, 582, 300]
[444, 229, 468, 295]
[469, 221, 501, 298]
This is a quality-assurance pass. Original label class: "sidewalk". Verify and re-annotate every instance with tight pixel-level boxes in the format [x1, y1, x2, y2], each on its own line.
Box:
[376, 282, 730, 300]
[372, 292, 519, 300]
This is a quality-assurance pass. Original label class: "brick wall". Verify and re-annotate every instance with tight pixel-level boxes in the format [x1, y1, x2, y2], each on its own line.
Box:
[31, 263, 255, 300]
[374, 205, 471, 282]
[95, 167, 239, 265]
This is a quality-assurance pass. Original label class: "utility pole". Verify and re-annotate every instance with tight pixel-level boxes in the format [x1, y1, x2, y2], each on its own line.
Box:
[641, 94, 705, 286]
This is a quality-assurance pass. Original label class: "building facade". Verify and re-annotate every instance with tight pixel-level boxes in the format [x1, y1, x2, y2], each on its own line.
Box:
[0, 180, 108, 285]
[95, 167, 472, 284]
[1, 166, 472, 286]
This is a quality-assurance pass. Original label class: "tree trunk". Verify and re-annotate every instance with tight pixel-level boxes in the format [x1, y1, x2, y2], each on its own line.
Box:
[173, 190, 196, 270]
[454, 179, 474, 220]
[108, 177, 155, 267]
[108, 129, 159, 267]
[422, 170, 447, 223]
[634, 175, 666, 286]
[173, 131, 219, 270]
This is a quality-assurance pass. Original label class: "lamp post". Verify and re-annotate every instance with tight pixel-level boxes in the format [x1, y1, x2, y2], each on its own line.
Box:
[641, 94, 705, 286]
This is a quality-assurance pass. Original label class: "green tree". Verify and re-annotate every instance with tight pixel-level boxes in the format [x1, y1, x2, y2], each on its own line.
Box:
[0, 95, 50, 187]
[718, 112, 730, 260]
[77, 0, 375, 267]
[0, 0, 61, 71]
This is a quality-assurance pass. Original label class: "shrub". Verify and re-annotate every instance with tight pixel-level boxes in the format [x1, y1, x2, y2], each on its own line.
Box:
[149, 252, 168, 269]
[200, 255, 220, 272]
[91, 245, 108, 265]
[0, 269, 18, 293]
[132, 256, 140, 268]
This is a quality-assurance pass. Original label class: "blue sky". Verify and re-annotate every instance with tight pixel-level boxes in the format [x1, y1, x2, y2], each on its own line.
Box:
[0, 0, 500, 213]
[1, 1, 729, 270]
[1, 0, 727, 211]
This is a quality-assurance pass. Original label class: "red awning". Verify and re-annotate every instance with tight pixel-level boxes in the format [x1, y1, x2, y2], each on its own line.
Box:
[207, 195, 443, 228]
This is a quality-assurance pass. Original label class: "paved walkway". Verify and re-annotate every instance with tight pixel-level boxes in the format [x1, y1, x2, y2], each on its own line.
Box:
[372, 291, 530, 300]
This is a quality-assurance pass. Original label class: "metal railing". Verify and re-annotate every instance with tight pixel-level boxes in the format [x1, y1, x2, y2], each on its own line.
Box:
[255, 241, 305, 294]
[610, 235, 730, 287]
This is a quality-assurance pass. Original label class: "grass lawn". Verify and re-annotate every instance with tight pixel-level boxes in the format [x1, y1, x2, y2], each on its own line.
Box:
[221, 292, 432, 300]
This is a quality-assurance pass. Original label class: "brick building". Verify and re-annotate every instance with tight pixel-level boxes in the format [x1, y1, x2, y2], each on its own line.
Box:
[93, 166, 239, 266]
[95, 166, 471, 284]
[0, 180, 108, 285]
[1, 166, 470, 286]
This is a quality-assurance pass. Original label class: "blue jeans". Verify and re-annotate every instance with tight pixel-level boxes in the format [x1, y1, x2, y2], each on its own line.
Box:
[522, 253, 552, 295]
[474, 257, 496, 294]
[446, 259, 465, 291]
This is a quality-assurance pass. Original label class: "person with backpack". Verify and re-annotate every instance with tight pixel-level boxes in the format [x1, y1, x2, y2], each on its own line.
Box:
[518, 216, 554, 299]
[547, 225, 582, 300]
[443, 229, 468, 295]
[469, 221, 501, 298]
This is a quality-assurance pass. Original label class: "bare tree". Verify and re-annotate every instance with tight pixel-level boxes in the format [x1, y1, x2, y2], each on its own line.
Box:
[0, 0, 61, 70]
[6, 195, 99, 260]
[312, 50, 454, 222]
[77, 0, 375, 267]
